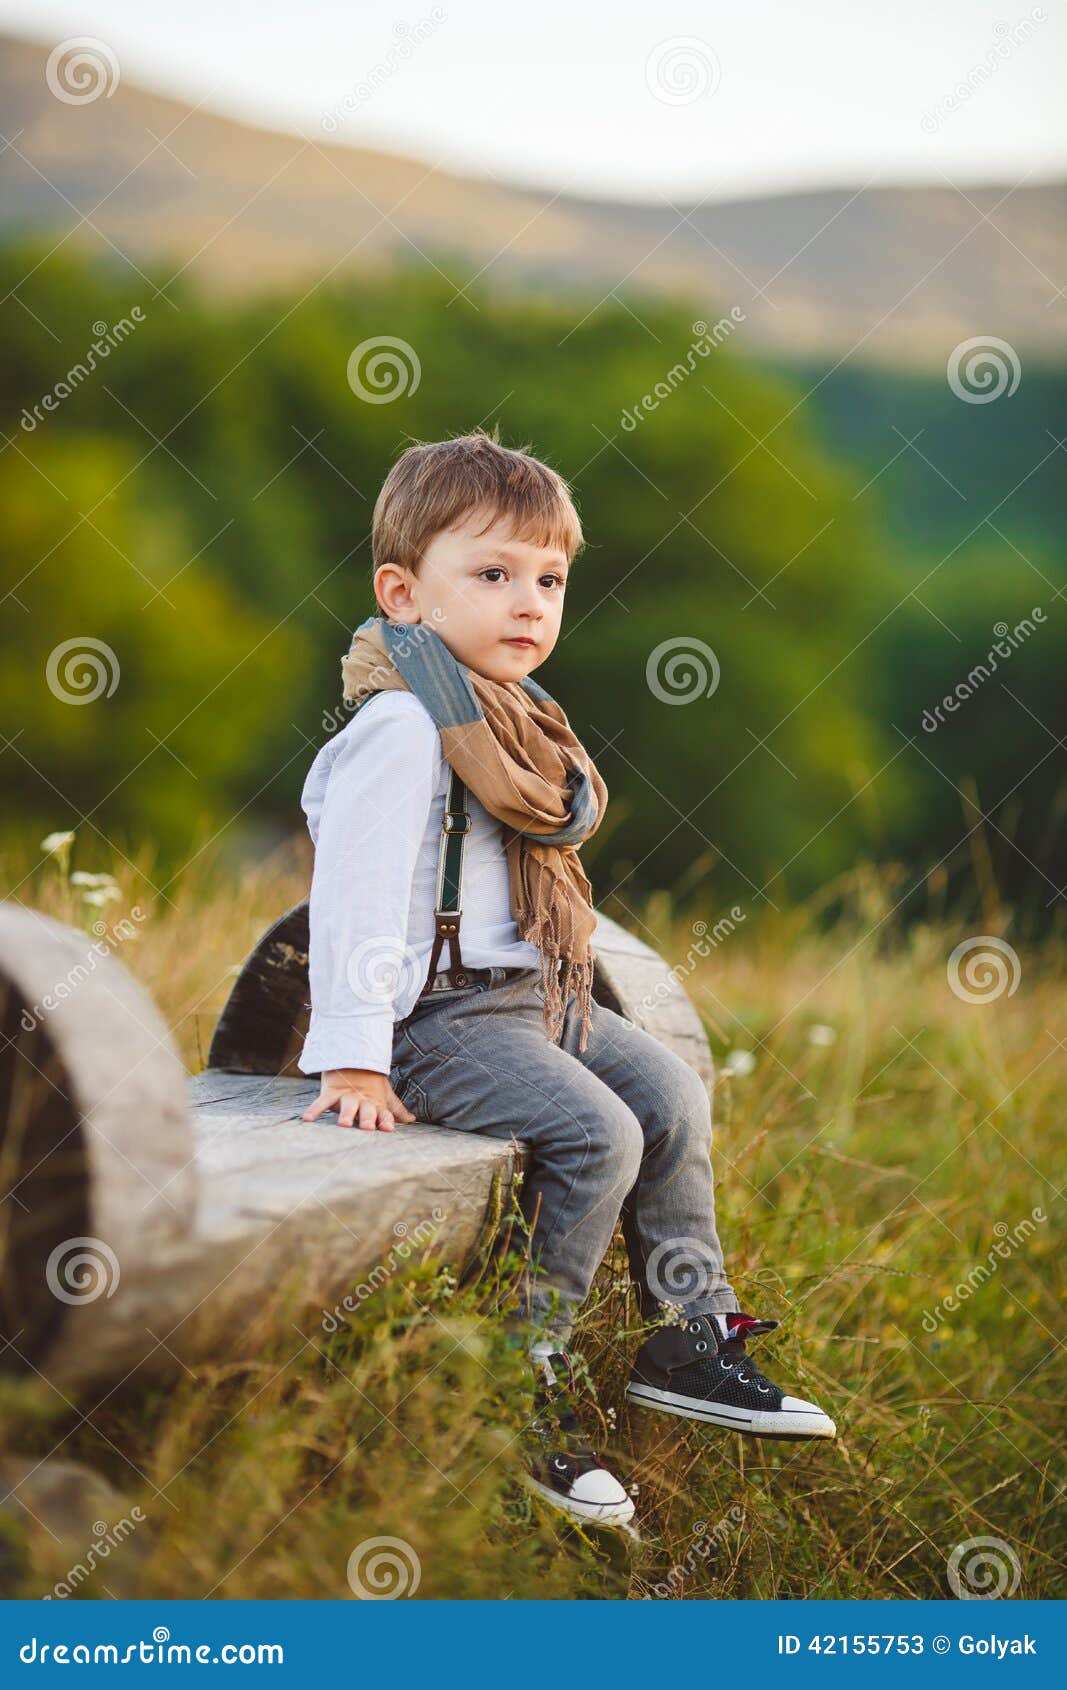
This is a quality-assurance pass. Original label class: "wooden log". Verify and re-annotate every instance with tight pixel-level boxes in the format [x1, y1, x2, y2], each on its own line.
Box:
[37, 1071, 521, 1395]
[0, 900, 713, 1397]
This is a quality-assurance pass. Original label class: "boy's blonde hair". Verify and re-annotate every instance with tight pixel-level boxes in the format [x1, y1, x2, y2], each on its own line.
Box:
[371, 427, 583, 596]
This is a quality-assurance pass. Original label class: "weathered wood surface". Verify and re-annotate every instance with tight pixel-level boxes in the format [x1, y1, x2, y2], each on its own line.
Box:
[37, 1071, 521, 1394]
[1, 900, 713, 1397]
[208, 902, 714, 1089]
[0, 904, 195, 1379]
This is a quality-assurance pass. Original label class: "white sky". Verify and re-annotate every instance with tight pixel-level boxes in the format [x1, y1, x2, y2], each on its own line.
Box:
[4, 0, 1065, 201]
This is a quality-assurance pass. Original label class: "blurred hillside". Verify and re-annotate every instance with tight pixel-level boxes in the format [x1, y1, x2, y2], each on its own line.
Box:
[2, 31, 1066, 367]
[1, 34, 1063, 930]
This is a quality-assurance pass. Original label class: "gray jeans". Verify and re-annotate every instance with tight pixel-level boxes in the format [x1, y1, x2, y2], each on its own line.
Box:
[389, 964, 736, 1343]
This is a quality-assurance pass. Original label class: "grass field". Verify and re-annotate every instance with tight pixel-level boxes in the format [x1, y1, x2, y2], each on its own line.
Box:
[1, 835, 1062, 1599]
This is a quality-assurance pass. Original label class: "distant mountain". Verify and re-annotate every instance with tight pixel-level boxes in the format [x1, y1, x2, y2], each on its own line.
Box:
[3, 31, 1064, 368]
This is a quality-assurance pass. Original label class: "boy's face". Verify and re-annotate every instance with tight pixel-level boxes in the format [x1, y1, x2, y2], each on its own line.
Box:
[374, 506, 570, 683]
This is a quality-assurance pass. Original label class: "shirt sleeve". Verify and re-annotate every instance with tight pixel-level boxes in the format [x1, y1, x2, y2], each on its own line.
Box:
[297, 694, 440, 1077]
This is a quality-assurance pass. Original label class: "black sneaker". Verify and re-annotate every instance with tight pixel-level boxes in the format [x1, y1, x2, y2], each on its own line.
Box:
[625, 1312, 836, 1440]
[524, 1350, 635, 1526]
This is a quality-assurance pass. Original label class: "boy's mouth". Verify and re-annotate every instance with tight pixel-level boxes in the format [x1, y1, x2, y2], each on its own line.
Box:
[502, 637, 537, 649]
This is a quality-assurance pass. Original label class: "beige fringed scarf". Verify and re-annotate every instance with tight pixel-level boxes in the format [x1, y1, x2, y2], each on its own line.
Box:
[340, 617, 608, 1051]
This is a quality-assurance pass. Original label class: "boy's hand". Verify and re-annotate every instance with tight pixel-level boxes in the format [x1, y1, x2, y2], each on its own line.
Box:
[302, 1067, 416, 1131]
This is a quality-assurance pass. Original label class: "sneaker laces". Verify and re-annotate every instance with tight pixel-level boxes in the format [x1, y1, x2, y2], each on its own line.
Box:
[713, 1313, 779, 1394]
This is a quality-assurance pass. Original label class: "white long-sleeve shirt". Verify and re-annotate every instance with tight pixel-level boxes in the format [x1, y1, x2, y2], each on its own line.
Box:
[297, 690, 542, 1076]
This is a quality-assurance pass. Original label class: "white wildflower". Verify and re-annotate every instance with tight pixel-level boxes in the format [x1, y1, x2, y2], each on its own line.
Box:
[40, 830, 76, 855]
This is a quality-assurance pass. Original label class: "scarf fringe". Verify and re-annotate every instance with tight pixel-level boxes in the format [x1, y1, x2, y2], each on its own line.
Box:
[517, 860, 596, 1054]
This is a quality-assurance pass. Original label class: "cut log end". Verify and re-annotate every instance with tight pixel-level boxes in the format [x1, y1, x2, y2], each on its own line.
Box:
[0, 977, 90, 1369]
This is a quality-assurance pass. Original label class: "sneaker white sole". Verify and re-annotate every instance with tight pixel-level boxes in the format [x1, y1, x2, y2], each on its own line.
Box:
[523, 1475, 636, 1526]
[625, 1381, 836, 1440]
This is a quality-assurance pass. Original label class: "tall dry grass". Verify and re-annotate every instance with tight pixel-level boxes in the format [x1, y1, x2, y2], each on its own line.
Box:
[0, 833, 1062, 1598]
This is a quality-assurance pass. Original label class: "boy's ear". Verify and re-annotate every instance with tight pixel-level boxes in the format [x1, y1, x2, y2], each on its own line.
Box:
[375, 561, 409, 615]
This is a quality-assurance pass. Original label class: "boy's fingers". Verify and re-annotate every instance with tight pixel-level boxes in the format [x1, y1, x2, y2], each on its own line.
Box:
[306, 1088, 407, 1131]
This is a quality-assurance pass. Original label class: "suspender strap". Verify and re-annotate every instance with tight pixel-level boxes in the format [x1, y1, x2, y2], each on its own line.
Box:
[423, 765, 472, 988]
[344, 689, 472, 990]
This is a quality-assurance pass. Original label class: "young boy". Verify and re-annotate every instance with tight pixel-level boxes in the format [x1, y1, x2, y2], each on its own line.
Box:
[299, 430, 836, 1528]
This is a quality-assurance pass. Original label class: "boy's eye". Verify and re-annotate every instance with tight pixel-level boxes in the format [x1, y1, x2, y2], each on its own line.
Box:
[478, 567, 564, 589]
